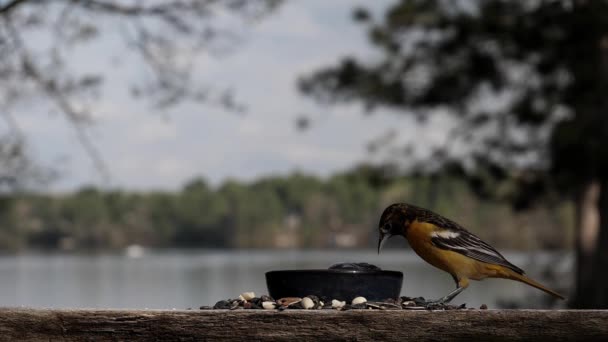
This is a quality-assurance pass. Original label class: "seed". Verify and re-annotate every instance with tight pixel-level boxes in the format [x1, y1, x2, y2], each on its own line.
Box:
[351, 297, 367, 305]
[301, 297, 314, 309]
[240, 292, 256, 301]
[277, 297, 302, 307]
[262, 301, 276, 310]
[366, 303, 383, 310]
[402, 300, 416, 307]
[331, 299, 345, 309]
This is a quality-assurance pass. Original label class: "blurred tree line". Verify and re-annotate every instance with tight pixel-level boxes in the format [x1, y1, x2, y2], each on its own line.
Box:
[0, 165, 574, 252]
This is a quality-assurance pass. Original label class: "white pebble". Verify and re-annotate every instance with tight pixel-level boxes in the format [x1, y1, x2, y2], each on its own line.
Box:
[352, 297, 367, 305]
[301, 297, 314, 309]
[319, 301, 324, 307]
[240, 292, 256, 301]
[262, 301, 276, 310]
[331, 299, 346, 308]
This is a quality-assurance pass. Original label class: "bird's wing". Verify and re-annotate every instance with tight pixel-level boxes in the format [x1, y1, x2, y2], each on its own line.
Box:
[408, 204, 524, 274]
[430, 229, 524, 274]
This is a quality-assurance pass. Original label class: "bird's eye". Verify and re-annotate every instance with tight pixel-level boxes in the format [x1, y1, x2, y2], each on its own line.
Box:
[381, 223, 392, 234]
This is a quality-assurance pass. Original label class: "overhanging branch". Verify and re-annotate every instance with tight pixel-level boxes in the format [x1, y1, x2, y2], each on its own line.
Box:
[0, 0, 30, 15]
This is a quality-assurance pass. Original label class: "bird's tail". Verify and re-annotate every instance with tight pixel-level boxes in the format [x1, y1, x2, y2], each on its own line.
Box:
[504, 269, 565, 300]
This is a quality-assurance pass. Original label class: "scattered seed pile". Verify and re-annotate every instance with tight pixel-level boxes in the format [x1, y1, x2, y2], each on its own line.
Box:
[200, 292, 488, 311]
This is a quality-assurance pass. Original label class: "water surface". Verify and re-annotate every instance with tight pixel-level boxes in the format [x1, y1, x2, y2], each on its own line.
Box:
[0, 249, 571, 309]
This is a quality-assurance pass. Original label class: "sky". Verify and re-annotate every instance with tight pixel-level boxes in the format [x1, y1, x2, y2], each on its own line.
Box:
[12, 0, 448, 192]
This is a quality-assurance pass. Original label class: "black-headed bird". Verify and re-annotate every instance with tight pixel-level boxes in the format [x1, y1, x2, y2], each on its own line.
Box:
[377, 203, 565, 303]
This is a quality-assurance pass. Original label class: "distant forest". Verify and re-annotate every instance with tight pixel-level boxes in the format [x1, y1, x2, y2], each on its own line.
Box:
[0, 165, 574, 252]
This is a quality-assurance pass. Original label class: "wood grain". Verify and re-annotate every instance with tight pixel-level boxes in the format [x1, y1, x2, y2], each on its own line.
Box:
[0, 308, 606, 341]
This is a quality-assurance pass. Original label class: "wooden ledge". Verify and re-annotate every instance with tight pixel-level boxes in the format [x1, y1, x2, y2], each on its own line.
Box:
[0, 308, 606, 341]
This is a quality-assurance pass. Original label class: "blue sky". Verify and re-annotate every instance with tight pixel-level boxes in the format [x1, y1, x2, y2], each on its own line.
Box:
[14, 0, 448, 192]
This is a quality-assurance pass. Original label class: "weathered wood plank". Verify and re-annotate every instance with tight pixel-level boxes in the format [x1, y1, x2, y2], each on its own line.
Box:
[0, 308, 606, 341]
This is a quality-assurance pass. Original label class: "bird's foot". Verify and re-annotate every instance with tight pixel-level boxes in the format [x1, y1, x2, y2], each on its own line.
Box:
[423, 300, 466, 310]
[400, 296, 466, 310]
[422, 298, 447, 310]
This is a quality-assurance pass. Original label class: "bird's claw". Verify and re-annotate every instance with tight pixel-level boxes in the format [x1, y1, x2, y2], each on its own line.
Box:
[424, 301, 448, 310]
[422, 299, 467, 310]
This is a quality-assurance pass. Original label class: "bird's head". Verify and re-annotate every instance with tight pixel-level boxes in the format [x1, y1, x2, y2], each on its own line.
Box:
[377, 203, 412, 254]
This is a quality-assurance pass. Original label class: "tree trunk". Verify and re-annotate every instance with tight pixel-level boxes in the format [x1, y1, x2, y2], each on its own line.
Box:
[573, 179, 608, 308]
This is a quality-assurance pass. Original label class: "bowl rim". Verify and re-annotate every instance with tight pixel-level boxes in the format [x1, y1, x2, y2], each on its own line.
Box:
[265, 269, 403, 276]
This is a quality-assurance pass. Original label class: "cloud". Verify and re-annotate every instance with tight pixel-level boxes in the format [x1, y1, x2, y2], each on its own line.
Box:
[132, 120, 177, 142]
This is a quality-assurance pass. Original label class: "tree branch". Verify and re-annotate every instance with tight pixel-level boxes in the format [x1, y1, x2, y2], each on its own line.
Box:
[3, 16, 111, 185]
[0, 0, 30, 15]
[71, 0, 209, 17]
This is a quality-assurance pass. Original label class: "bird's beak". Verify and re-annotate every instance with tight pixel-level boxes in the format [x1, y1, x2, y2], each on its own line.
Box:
[378, 232, 390, 254]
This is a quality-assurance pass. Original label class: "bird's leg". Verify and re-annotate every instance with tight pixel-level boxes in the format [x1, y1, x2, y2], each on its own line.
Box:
[428, 286, 465, 304]
[426, 277, 469, 305]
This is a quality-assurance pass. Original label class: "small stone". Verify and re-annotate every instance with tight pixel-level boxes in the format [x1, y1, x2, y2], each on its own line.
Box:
[331, 299, 346, 309]
[301, 297, 315, 309]
[351, 296, 367, 305]
[413, 297, 427, 306]
[213, 300, 231, 310]
[240, 292, 256, 301]
[262, 301, 276, 310]
[480, 304, 488, 310]
[230, 301, 240, 310]
[198, 306, 212, 310]
[329, 263, 381, 271]
[243, 302, 253, 309]
[251, 297, 262, 306]
[351, 303, 367, 309]
[261, 295, 274, 302]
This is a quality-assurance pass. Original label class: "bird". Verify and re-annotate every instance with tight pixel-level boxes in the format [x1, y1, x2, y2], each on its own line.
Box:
[377, 203, 565, 304]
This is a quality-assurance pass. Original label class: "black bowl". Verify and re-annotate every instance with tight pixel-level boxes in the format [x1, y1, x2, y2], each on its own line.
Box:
[265, 263, 403, 302]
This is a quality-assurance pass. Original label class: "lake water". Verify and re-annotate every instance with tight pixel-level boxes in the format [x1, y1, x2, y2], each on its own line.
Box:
[0, 249, 572, 309]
